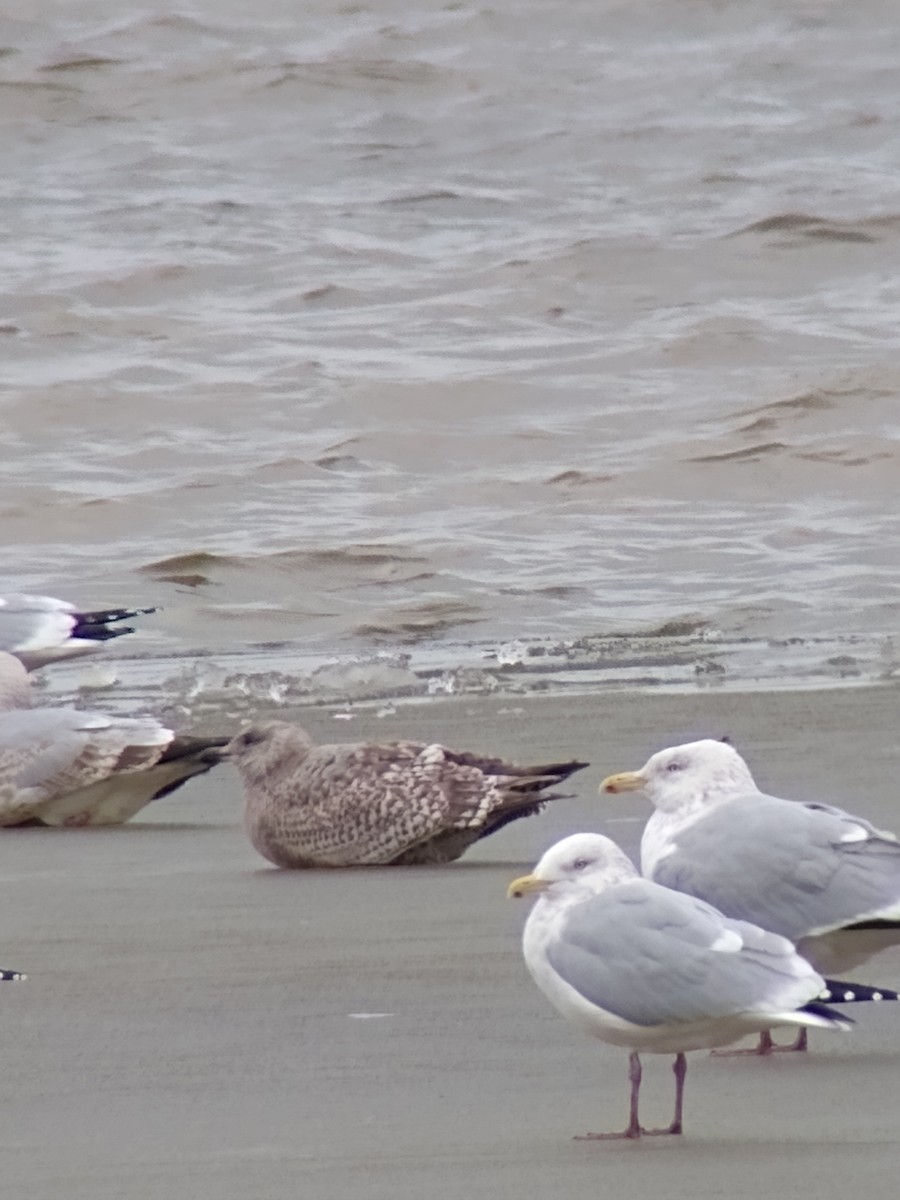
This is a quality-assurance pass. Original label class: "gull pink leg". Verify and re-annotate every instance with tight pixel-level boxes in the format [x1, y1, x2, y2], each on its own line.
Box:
[712, 1027, 808, 1057]
[712, 1029, 776, 1056]
[776, 1028, 808, 1053]
[643, 1052, 686, 1136]
[575, 1051, 644, 1141]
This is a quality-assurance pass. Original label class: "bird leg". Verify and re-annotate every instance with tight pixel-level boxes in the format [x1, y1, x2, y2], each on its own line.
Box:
[574, 1051, 644, 1140]
[770, 1028, 808, 1053]
[641, 1053, 686, 1136]
[575, 1052, 686, 1141]
[711, 1030, 776, 1057]
[711, 1028, 808, 1057]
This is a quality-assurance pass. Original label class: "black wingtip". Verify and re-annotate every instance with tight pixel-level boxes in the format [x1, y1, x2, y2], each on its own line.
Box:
[820, 978, 900, 1003]
[0, 968, 25, 981]
[72, 606, 158, 642]
[801, 1000, 855, 1025]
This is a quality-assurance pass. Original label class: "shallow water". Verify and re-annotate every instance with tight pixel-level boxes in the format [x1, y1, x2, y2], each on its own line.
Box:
[2, 0, 899, 682]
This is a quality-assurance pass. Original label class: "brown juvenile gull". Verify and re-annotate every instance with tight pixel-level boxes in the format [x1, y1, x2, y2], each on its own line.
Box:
[601, 738, 900, 1052]
[508, 833, 851, 1140]
[228, 720, 588, 867]
[0, 652, 228, 826]
[0, 593, 156, 671]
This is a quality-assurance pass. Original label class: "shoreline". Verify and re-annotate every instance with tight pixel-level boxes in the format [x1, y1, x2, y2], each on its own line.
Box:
[32, 631, 900, 724]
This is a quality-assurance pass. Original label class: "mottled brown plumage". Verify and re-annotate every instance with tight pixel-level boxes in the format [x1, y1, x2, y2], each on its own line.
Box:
[228, 720, 588, 868]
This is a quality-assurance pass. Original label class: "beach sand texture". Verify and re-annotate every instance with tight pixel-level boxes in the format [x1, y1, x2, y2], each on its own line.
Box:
[1, 685, 899, 1198]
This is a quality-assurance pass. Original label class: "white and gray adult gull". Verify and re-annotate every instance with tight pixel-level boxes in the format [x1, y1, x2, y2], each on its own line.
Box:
[601, 739, 900, 974]
[0, 593, 155, 671]
[601, 738, 900, 1050]
[0, 651, 227, 826]
[508, 833, 850, 1139]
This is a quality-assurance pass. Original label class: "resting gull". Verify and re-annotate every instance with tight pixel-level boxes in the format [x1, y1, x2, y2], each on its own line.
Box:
[601, 738, 900, 1051]
[508, 833, 851, 1139]
[228, 720, 588, 867]
[0, 593, 155, 670]
[0, 651, 227, 826]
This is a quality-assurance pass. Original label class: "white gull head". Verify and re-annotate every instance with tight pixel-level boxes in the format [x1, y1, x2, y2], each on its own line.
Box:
[602, 738, 759, 816]
[508, 832, 638, 904]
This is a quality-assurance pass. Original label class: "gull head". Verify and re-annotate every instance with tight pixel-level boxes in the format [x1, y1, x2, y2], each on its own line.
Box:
[600, 738, 758, 814]
[507, 832, 637, 900]
[227, 721, 316, 785]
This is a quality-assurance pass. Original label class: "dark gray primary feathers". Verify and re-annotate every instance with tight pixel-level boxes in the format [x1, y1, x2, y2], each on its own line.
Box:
[0, 593, 155, 670]
[229, 720, 588, 867]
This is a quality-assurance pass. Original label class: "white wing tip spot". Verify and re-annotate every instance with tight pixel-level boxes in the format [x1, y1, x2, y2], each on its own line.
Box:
[710, 929, 743, 953]
[843, 991, 855, 1001]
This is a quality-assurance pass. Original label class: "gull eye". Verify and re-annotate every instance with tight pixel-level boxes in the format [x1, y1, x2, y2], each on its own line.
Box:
[572, 857, 592, 871]
[666, 761, 683, 773]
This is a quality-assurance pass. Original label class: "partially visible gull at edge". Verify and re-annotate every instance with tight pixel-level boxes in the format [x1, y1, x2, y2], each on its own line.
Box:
[508, 833, 851, 1140]
[228, 720, 588, 867]
[0, 650, 227, 827]
[0, 593, 156, 671]
[601, 738, 900, 1051]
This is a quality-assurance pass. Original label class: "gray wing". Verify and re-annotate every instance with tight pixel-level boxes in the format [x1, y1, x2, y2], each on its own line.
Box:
[546, 879, 817, 1027]
[0, 595, 76, 655]
[0, 707, 172, 824]
[0, 708, 110, 779]
[651, 794, 900, 941]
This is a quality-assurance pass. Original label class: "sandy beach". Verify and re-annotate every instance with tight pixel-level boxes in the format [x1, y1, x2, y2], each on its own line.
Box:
[3, 683, 900, 1198]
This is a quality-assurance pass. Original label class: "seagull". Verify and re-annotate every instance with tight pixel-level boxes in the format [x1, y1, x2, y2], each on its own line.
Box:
[228, 720, 588, 867]
[0, 593, 156, 670]
[601, 738, 900, 1051]
[508, 833, 851, 1139]
[0, 651, 227, 826]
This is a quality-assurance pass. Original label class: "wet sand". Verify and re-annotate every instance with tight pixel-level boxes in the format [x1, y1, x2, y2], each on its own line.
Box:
[3, 683, 900, 1198]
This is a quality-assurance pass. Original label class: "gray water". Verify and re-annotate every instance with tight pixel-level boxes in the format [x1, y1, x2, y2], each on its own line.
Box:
[3, 0, 900, 693]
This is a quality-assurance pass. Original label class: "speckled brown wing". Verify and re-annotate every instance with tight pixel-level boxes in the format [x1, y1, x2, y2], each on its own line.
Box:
[257, 739, 439, 866]
[388, 747, 589, 864]
[271, 741, 587, 867]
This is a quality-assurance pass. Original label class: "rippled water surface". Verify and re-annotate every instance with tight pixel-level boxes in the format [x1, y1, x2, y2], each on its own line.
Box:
[3, 0, 900, 685]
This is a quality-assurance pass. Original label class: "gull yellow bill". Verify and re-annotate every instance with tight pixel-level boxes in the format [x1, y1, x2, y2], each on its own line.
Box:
[507, 873, 551, 899]
[599, 770, 647, 795]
